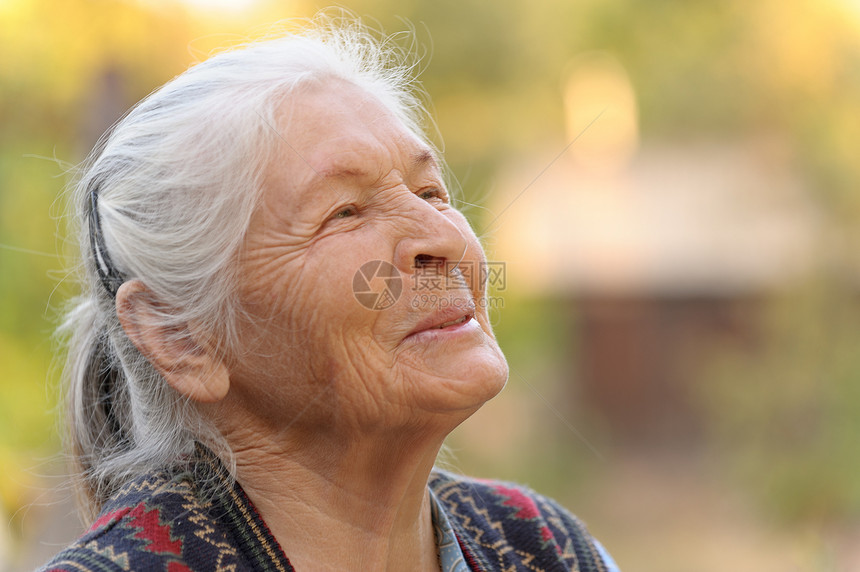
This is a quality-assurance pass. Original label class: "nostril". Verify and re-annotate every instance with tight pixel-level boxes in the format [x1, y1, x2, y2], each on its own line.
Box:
[414, 254, 444, 269]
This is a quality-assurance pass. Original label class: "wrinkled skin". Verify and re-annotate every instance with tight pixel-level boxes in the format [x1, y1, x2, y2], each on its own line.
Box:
[203, 79, 509, 571]
[225, 79, 508, 441]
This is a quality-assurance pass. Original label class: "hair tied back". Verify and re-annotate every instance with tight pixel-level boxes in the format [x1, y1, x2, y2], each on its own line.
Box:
[87, 188, 124, 298]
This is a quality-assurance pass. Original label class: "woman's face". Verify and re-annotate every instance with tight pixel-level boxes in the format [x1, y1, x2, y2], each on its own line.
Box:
[229, 80, 508, 435]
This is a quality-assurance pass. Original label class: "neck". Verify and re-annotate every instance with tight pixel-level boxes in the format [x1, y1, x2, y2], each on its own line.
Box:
[221, 422, 446, 572]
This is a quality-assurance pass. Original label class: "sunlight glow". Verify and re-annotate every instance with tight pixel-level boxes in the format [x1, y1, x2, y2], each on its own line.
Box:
[167, 0, 263, 14]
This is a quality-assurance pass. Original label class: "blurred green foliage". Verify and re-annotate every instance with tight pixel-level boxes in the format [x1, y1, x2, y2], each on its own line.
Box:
[702, 280, 860, 523]
[2, 0, 860, 543]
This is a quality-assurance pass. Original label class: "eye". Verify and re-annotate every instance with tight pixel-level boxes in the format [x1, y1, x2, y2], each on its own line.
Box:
[418, 188, 447, 202]
[332, 205, 357, 219]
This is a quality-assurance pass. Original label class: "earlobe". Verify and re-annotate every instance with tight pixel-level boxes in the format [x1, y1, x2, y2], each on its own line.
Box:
[115, 280, 230, 403]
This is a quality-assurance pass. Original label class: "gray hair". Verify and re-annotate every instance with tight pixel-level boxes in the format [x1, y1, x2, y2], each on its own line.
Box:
[61, 16, 431, 520]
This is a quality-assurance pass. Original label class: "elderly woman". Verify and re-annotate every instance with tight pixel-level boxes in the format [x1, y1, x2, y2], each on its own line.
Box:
[44, 19, 618, 572]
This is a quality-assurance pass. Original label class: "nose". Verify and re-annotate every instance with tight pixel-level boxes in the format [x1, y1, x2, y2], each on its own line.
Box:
[391, 198, 469, 278]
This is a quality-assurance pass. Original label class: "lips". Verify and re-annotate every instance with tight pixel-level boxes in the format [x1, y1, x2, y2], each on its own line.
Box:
[436, 314, 471, 329]
[406, 302, 476, 338]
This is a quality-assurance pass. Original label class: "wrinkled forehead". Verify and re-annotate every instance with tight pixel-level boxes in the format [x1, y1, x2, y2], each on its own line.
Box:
[262, 79, 440, 205]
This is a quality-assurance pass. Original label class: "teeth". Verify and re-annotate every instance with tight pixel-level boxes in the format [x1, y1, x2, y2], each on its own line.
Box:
[437, 315, 469, 329]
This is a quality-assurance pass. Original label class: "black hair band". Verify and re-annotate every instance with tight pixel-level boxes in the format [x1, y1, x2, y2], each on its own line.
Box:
[88, 188, 125, 298]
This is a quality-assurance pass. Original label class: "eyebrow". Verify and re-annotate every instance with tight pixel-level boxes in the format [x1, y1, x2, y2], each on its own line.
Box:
[412, 149, 437, 170]
[316, 148, 438, 181]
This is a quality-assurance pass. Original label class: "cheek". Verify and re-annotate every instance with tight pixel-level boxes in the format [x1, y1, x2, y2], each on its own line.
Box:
[239, 246, 305, 319]
[238, 242, 380, 374]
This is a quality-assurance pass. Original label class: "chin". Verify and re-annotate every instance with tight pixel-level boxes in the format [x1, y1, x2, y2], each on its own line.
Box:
[413, 347, 509, 415]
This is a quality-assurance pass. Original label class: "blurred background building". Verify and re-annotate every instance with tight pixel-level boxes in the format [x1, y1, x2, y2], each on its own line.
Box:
[493, 57, 820, 444]
[2, 0, 860, 570]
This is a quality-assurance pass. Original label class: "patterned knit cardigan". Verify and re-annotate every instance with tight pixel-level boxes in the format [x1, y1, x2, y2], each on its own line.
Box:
[42, 453, 613, 572]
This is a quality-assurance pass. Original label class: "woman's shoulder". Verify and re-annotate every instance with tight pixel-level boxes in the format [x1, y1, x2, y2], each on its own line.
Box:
[429, 469, 620, 572]
[39, 469, 251, 572]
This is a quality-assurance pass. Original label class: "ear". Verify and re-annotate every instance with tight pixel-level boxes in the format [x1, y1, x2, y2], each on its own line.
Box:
[115, 280, 230, 403]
